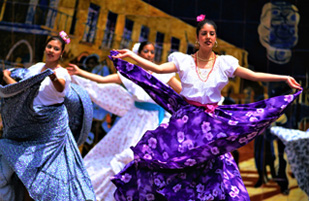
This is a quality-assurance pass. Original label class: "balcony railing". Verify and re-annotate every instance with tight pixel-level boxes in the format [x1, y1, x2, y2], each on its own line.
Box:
[0, 1, 73, 34]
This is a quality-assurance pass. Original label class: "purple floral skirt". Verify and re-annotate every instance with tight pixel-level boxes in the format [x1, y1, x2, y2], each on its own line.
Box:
[109, 51, 302, 201]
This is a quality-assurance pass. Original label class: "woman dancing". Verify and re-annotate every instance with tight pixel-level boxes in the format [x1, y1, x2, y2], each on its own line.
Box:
[109, 15, 302, 201]
[67, 41, 181, 201]
[0, 31, 95, 200]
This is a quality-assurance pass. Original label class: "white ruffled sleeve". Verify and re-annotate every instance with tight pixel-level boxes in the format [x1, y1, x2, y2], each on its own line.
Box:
[168, 52, 187, 72]
[219, 55, 239, 78]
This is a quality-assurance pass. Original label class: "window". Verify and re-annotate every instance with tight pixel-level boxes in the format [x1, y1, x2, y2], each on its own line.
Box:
[154, 32, 164, 63]
[82, 3, 100, 43]
[139, 25, 149, 42]
[119, 18, 134, 49]
[101, 11, 118, 49]
[170, 37, 180, 53]
[33, 0, 50, 26]
[2, 0, 29, 23]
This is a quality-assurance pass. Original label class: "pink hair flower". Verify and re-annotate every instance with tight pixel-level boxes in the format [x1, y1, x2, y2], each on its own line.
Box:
[59, 31, 71, 44]
[196, 14, 206, 22]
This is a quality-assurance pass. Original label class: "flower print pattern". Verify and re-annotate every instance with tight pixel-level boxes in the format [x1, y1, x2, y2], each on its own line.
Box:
[239, 137, 248, 144]
[246, 111, 253, 117]
[196, 183, 205, 193]
[177, 131, 185, 143]
[178, 144, 184, 153]
[212, 188, 219, 197]
[256, 108, 264, 113]
[231, 185, 240, 194]
[146, 72, 152, 79]
[201, 121, 211, 133]
[141, 144, 151, 154]
[249, 116, 258, 122]
[148, 137, 157, 149]
[182, 115, 189, 123]
[247, 132, 258, 140]
[143, 153, 152, 160]
[284, 94, 293, 102]
[154, 178, 161, 186]
[229, 191, 237, 198]
[204, 132, 214, 141]
[223, 172, 229, 179]
[108, 51, 301, 201]
[121, 173, 132, 183]
[225, 159, 232, 166]
[184, 158, 197, 166]
[205, 194, 214, 200]
[217, 132, 227, 138]
[162, 152, 169, 159]
[146, 194, 155, 201]
[160, 123, 169, 129]
[173, 184, 182, 192]
[227, 135, 237, 141]
[228, 120, 238, 125]
[126, 63, 134, 71]
[211, 147, 220, 155]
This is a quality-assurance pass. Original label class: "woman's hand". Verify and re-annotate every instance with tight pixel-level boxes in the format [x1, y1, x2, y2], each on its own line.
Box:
[66, 63, 82, 76]
[2, 69, 17, 84]
[286, 76, 302, 90]
[3, 69, 11, 78]
[112, 49, 135, 59]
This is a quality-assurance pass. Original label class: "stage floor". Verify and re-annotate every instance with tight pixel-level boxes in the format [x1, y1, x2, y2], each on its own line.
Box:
[238, 141, 308, 201]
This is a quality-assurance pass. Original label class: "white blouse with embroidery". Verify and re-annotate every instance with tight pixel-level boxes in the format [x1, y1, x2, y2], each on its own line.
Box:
[168, 52, 239, 104]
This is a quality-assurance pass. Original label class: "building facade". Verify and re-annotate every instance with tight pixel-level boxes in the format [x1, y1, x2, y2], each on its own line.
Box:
[0, 0, 250, 101]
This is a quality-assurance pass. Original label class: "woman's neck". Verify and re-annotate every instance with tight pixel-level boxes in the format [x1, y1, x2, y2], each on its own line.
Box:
[197, 49, 213, 60]
[45, 61, 59, 70]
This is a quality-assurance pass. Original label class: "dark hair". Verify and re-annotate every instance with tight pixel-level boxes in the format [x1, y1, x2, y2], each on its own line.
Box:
[45, 35, 66, 52]
[196, 19, 217, 36]
[138, 41, 154, 54]
[86, 55, 99, 64]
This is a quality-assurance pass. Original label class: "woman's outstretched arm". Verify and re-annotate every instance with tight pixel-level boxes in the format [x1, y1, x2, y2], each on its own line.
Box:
[66, 64, 122, 84]
[112, 49, 177, 74]
[234, 66, 302, 90]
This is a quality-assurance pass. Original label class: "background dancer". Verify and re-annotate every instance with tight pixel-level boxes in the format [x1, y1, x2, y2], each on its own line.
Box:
[0, 32, 95, 201]
[109, 15, 302, 201]
[67, 41, 181, 201]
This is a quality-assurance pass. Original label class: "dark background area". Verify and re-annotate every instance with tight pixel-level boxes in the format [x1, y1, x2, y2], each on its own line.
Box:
[143, 0, 309, 80]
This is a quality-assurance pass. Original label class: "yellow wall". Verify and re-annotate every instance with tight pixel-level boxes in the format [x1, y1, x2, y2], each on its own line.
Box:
[54, 0, 248, 97]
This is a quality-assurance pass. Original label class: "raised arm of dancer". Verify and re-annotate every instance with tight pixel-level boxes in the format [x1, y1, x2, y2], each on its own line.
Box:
[113, 49, 177, 74]
[234, 66, 302, 90]
[67, 63, 122, 84]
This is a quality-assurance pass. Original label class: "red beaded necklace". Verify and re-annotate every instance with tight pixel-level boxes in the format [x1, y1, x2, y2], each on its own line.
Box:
[194, 51, 216, 82]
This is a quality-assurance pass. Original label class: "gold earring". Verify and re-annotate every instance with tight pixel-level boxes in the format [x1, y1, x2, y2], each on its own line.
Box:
[194, 40, 200, 49]
[215, 41, 218, 48]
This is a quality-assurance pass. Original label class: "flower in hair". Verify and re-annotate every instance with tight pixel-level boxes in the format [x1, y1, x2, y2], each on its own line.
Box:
[132, 43, 141, 54]
[196, 14, 206, 22]
[59, 31, 70, 44]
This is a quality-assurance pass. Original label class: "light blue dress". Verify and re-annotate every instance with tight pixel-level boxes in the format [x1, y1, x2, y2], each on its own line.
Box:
[0, 68, 95, 200]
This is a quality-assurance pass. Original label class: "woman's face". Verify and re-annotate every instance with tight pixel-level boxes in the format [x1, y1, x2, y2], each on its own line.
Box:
[197, 23, 217, 50]
[139, 44, 155, 62]
[45, 39, 63, 62]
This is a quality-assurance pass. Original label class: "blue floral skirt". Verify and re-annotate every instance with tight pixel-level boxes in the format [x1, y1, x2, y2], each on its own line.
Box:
[0, 70, 95, 200]
[109, 51, 301, 201]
